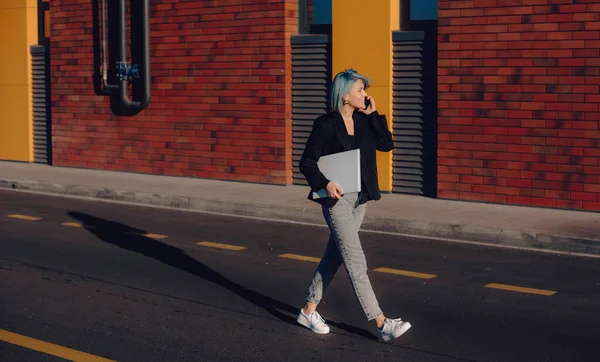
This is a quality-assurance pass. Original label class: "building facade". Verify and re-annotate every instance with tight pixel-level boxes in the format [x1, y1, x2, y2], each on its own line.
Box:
[438, 0, 600, 210]
[2, 0, 600, 212]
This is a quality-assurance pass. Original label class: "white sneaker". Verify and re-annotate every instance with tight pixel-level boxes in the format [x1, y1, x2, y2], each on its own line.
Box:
[378, 318, 411, 341]
[297, 309, 330, 334]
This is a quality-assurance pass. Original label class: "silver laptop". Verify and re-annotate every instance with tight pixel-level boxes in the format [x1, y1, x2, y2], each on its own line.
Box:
[312, 149, 361, 199]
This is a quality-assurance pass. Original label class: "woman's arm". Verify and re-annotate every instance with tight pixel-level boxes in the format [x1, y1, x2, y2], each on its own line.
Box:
[367, 111, 394, 152]
[299, 118, 333, 192]
[361, 96, 393, 152]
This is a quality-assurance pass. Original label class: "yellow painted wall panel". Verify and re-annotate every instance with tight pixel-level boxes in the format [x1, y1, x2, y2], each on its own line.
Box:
[25, 0, 38, 162]
[0, 9, 28, 86]
[0, 1, 36, 10]
[0, 0, 37, 161]
[0, 85, 30, 161]
[332, 0, 400, 191]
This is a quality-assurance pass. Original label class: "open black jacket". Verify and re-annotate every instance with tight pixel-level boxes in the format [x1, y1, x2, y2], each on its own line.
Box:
[299, 110, 394, 207]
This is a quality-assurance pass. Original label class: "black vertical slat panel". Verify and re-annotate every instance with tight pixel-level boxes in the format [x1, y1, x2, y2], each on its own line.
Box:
[31, 45, 51, 164]
[291, 34, 331, 185]
[392, 27, 437, 196]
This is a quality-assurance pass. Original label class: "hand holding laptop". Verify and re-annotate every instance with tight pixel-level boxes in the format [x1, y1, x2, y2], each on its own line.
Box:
[326, 182, 343, 199]
[311, 149, 361, 199]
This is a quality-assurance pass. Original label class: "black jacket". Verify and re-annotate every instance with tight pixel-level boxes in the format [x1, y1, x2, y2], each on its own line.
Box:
[299, 110, 394, 207]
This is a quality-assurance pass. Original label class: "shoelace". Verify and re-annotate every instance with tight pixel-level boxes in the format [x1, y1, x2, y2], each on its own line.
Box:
[383, 318, 401, 331]
[313, 312, 326, 325]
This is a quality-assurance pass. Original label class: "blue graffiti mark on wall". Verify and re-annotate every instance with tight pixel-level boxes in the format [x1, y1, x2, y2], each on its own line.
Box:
[117, 62, 141, 81]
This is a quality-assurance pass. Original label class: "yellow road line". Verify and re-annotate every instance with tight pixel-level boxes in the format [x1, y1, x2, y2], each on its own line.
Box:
[279, 254, 321, 263]
[142, 233, 168, 239]
[0, 328, 115, 362]
[7, 214, 41, 221]
[485, 283, 557, 296]
[374, 267, 437, 279]
[196, 241, 247, 251]
[62, 222, 83, 228]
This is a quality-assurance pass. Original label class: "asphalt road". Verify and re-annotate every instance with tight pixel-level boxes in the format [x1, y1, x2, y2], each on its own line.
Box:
[0, 190, 598, 362]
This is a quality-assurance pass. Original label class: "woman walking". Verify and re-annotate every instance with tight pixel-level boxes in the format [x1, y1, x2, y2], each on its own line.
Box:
[296, 69, 412, 342]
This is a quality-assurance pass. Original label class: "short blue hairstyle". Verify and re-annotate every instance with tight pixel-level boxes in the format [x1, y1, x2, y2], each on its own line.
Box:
[329, 69, 371, 114]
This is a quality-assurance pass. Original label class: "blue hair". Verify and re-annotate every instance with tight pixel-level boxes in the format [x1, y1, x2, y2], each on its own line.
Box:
[329, 69, 371, 113]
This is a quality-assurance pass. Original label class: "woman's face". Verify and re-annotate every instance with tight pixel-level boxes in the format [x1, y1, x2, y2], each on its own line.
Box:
[344, 79, 367, 110]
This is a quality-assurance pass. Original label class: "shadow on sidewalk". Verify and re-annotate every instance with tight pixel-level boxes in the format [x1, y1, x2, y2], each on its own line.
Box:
[67, 211, 377, 341]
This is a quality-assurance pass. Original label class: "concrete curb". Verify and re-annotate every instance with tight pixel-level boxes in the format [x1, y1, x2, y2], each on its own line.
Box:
[0, 178, 326, 224]
[2, 178, 599, 257]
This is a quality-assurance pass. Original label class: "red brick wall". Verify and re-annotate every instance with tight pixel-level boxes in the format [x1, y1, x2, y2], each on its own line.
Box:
[50, 0, 297, 184]
[438, 0, 600, 211]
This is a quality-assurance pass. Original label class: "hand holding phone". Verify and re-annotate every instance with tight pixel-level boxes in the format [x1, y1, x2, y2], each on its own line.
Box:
[362, 96, 376, 115]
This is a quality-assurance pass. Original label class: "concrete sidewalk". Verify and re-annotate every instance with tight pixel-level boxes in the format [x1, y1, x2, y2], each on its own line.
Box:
[1, 161, 600, 257]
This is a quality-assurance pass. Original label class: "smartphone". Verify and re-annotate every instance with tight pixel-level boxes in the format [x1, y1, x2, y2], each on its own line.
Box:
[364, 97, 371, 110]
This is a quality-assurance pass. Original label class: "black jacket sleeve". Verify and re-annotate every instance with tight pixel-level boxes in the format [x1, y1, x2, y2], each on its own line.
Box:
[299, 117, 332, 192]
[367, 111, 394, 152]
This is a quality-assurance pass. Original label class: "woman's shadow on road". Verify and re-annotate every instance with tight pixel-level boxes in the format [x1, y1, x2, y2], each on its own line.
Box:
[67, 211, 378, 341]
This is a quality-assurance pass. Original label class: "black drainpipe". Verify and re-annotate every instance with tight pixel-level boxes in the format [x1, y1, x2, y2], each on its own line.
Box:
[101, 0, 118, 90]
[118, 0, 151, 110]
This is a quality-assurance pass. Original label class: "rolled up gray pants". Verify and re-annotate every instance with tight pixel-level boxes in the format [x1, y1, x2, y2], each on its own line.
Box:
[305, 192, 383, 321]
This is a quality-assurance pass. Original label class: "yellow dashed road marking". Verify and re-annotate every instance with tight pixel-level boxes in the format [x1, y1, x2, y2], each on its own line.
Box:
[142, 233, 168, 239]
[62, 222, 83, 228]
[279, 254, 321, 263]
[7, 214, 41, 221]
[485, 283, 557, 296]
[0, 328, 115, 362]
[196, 241, 247, 251]
[8, 212, 561, 300]
[374, 267, 437, 279]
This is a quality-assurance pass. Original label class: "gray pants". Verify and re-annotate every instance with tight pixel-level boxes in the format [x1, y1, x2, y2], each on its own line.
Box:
[305, 192, 383, 321]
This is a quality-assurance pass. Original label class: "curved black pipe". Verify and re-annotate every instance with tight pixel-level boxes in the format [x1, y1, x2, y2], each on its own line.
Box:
[118, 0, 151, 109]
[101, 0, 118, 90]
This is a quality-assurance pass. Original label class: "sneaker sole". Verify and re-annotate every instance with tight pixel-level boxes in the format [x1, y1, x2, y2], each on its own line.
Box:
[297, 316, 330, 334]
[380, 322, 411, 342]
